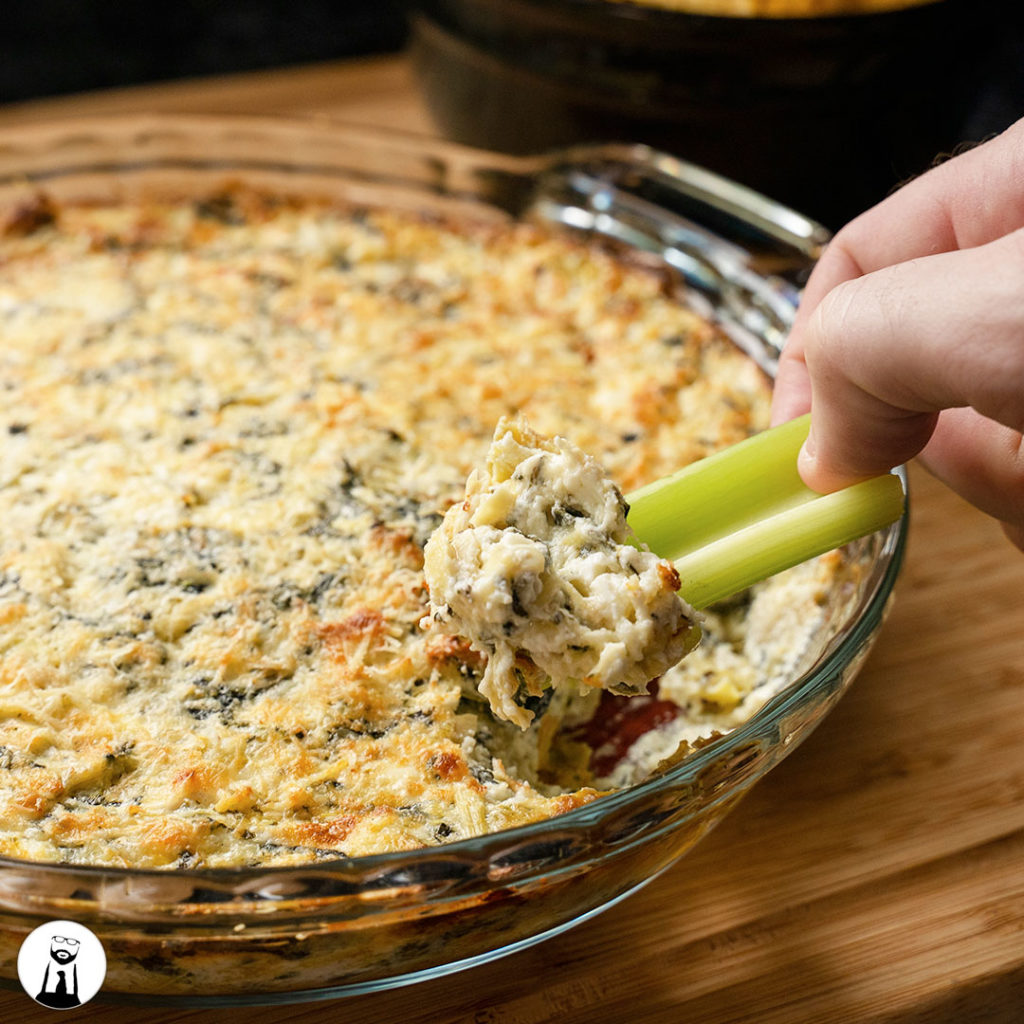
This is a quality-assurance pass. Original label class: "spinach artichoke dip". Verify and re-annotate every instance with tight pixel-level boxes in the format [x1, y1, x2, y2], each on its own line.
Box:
[0, 188, 848, 869]
[423, 418, 701, 728]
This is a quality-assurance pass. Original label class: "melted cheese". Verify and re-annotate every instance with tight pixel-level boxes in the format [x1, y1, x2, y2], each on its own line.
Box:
[423, 419, 700, 727]
[0, 189, 841, 868]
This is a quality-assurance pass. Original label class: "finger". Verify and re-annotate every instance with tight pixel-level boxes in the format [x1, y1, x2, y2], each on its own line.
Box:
[769, 341, 813, 426]
[773, 116, 1024, 430]
[799, 117, 1024, 318]
[919, 408, 1024, 535]
[796, 226, 1024, 493]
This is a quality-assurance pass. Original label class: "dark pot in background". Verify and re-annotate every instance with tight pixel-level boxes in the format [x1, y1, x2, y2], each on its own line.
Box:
[409, 0, 1005, 229]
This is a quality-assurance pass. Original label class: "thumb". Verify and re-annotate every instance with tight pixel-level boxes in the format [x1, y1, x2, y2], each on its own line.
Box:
[796, 228, 1024, 494]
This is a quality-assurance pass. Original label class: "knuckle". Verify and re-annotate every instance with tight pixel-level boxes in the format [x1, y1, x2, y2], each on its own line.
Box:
[1001, 221, 1024, 270]
[804, 280, 860, 369]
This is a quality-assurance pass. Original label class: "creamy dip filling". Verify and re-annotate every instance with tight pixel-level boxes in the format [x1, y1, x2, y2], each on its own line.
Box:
[424, 419, 700, 727]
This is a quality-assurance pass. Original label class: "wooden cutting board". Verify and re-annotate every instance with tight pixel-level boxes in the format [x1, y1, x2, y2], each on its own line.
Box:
[1, 56, 1022, 1024]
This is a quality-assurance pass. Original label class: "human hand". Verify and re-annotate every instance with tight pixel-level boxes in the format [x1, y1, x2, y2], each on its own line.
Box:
[771, 117, 1024, 549]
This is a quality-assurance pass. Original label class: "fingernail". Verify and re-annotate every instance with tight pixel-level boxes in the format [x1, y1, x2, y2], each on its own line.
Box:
[802, 425, 817, 459]
[797, 429, 817, 481]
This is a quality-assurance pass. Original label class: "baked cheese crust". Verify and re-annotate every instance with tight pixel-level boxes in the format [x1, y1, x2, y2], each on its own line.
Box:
[0, 188, 839, 868]
[603, 0, 934, 17]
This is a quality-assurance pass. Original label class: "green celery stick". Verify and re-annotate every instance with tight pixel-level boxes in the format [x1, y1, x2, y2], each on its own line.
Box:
[670, 473, 905, 609]
[626, 414, 816, 561]
[625, 414, 905, 608]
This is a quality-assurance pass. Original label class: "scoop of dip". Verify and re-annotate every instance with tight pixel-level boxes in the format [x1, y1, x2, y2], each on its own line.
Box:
[423, 418, 701, 727]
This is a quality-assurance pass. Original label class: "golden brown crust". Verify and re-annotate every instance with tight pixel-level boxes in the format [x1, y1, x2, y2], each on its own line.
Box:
[0, 187, 829, 869]
[603, 0, 935, 17]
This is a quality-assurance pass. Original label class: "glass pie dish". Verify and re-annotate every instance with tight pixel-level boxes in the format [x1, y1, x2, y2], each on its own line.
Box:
[0, 115, 906, 1006]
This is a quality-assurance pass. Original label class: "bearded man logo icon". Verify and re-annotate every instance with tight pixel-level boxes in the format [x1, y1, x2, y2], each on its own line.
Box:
[35, 935, 82, 1008]
[17, 921, 106, 1010]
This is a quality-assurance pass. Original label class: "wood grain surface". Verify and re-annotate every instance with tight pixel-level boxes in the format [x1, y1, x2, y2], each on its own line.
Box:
[1, 56, 1022, 1024]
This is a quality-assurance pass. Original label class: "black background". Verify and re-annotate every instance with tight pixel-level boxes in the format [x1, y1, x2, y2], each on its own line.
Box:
[4, 1, 1020, 133]
[1, 1, 1020, 224]
[1, 1, 409, 105]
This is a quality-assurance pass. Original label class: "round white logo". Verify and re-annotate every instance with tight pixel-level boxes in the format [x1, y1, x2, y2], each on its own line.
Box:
[17, 920, 106, 1010]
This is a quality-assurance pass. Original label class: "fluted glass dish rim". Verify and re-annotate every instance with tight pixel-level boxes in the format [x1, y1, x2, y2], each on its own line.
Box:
[0, 114, 906, 1002]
